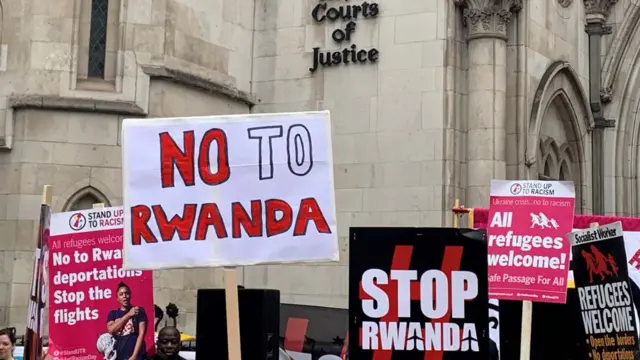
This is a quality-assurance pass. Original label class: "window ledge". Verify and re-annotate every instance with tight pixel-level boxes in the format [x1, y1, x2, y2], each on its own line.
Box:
[140, 65, 256, 107]
[76, 78, 116, 92]
[8, 94, 145, 116]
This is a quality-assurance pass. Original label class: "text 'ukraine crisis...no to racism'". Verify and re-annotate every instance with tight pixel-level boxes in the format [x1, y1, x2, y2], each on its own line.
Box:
[129, 124, 333, 245]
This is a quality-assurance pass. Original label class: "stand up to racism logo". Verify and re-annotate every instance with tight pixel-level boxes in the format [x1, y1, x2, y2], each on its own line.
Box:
[349, 227, 489, 360]
[567, 222, 639, 360]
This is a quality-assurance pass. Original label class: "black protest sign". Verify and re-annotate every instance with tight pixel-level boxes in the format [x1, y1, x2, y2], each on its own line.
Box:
[280, 304, 348, 359]
[569, 221, 640, 360]
[349, 227, 489, 360]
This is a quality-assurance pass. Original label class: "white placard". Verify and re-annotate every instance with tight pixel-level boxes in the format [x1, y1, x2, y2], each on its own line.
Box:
[121, 111, 338, 270]
[50, 206, 124, 235]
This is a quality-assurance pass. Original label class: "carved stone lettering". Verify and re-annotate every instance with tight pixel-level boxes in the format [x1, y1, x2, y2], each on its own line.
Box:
[309, 0, 380, 72]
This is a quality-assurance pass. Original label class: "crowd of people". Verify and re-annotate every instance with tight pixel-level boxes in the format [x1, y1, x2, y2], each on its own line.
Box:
[0, 280, 347, 360]
[0, 326, 185, 360]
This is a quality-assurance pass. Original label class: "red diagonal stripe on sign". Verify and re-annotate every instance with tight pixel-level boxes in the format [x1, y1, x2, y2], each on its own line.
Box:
[284, 317, 309, 353]
[358, 245, 463, 360]
[427, 246, 463, 360]
[340, 330, 349, 359]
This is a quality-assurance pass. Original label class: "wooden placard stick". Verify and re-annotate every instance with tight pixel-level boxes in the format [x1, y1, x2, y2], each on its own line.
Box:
[224, 267, 242, 360]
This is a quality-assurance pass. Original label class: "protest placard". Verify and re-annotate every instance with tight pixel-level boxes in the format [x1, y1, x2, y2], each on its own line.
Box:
[487, 180, 575, 303]
[48, 207, 154, 360]
[24, 186, 51, 360]
[349, 227, 489, 360]
[121, 111, 338, 270]
[568, 222, 639, 360]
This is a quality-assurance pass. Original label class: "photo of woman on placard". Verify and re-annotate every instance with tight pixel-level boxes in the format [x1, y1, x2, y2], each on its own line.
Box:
[106, 282, 148, 360]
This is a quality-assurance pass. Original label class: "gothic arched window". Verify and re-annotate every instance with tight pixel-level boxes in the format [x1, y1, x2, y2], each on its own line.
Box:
[538, 136, 581, 212]
[538, 138, 577, 181]
[87, 0, 109, 78]
[78, 0, 120, 83]
[63, 186, 110, 211]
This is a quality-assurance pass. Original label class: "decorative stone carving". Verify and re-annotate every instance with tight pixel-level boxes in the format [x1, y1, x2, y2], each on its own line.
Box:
[583, 0, 619, 22]
[453, 0, 522, 40]
[600, 86, 612, 103]
[558, 0, 574, 7]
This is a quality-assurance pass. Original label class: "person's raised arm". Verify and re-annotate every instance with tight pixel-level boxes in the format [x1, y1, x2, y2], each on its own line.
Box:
[107, 307, 138, 335]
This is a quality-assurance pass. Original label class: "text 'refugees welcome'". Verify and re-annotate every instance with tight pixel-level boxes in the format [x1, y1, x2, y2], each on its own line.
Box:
[487, 211, 568, 270]
[130, 125, 332, 245]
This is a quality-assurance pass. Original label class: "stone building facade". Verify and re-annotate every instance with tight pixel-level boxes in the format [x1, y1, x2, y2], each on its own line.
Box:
[0, 0, 634, 334]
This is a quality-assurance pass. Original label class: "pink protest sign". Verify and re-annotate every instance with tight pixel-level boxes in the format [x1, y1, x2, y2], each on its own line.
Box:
[48, 207, 155, 360]
[487, 180, 575, 303]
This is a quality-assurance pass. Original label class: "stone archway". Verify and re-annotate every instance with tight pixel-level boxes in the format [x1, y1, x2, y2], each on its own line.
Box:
[527, 61, 593, 213]
[62, 186, 111, 211]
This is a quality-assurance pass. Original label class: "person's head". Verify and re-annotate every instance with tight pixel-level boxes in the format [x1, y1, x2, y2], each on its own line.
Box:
[157, 326, 181, 357]
[0, 328, 16, 360]
[116, 282, 132, 308]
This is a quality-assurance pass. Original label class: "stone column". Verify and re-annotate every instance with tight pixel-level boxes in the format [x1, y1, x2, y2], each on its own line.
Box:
[583, 0, 618, 215]
[454, 0, 522, 207]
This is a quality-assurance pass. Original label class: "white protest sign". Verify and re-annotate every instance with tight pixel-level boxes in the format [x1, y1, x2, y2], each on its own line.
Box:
[121, 111, 338, 270]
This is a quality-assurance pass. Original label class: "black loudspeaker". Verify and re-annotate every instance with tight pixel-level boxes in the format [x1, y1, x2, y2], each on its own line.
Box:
[196, 288, 280, 360]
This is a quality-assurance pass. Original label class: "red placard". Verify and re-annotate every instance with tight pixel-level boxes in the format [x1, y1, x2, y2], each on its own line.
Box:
[47, 207, 155, 360]
[487, 180, 575, 303]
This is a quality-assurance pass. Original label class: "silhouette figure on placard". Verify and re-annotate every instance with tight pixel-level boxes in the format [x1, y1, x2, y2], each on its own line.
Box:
[591, 245, 614, 279]
[582, 250, 598, 283]
[581, 245, 618, 283]
[538, 213, 551, 228]
[607, 254, 619, 277]
[530, 213, 542, 228]
[531, 212, 558, 230]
